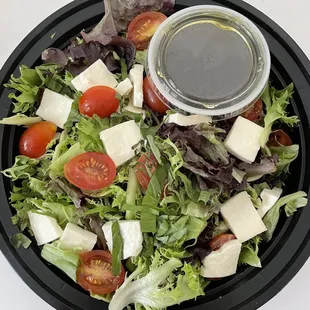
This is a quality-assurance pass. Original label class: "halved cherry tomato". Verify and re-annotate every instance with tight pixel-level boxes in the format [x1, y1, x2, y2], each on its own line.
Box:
[143, 77, 169, 114]
[79, 86, 120, 118]
[135, 153, 158, 191]
[64, 152, 116, 190]
[128, 12, 167, 50]
[19, 121, 57, 158]
[268, 129, 292, 147]
[242, 99, 263, 121]
[77, 251, 125, 295]
[209, 234, 236, 251]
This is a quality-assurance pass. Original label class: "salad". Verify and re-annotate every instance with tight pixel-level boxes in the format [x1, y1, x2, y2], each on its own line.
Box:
[1, 0, 308, 309]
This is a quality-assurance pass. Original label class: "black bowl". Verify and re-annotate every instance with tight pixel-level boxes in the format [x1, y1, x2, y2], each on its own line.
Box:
[0, 1, 310, 310]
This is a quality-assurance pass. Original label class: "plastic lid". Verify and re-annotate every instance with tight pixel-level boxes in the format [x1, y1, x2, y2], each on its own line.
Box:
[147, 5, 271, 120]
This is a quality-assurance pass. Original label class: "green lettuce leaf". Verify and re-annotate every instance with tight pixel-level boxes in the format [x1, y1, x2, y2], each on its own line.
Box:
[270, 144, 299, 177]
[4, 64, 76, 114]
[141, 165, 168, 233]
[125, 168, 139, 220]
[162, 139, 184, 176]
[260, 83, 299, 147]
[263, 191, 308, 241]
[41, 242, 80, 282]
[27, 198, 78, 228]
[0, 114, 42, 126]
[64, 92, 82, 130]
[112, 221, 123, 276]
[109, 255, 204, 310]
[239, 236, 262, 268]
[156, 215, 206, 247]
[2, 156, 40, 181]
[135, 50, 147, 65]
[10, 233, 32, 249]
[76, 115, 109, 152]
[49, 142, 84, 178]
[146, 135, 163, 165]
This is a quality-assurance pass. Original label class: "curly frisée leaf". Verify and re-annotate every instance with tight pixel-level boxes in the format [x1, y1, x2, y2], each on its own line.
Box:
[109, 255, 204, 310]
[260, 83, 299, 147]
[270, 144, 299, 177]
[263, 191, 307, 241]
[2, 156, 40, 181]
[239, 236, 262, 268]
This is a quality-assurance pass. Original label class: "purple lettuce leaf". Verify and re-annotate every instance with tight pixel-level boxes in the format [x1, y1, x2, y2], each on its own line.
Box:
[48, 179, 84, 209]
[81, 0, 118, 45]
[159, 123, 237, 191]
[42, 48, 68, 66]
[81, 0, 175, 45]
[42, 39, 136, 76]
[238, 155, 278, 177]
[81, 216, 108, 250]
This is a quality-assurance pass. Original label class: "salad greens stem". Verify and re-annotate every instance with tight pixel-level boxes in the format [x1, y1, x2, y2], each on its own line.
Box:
[125, 168, 139, 220]
[112, 221, 123, 276]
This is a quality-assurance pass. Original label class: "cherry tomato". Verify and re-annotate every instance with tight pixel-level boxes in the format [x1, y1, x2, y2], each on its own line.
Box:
[77, 251, 125, 295]
[135, 153, 158, 191]
[268, 129, 292, 147]
[128, 12, 167, 51]
[19, 121, 57, 158]
[242, 99, 263, 121]
[64, 152, 116, 190]
[143, 77, 169, 114]
[79, 86, 120, 118]
[209, 234, 236, 251]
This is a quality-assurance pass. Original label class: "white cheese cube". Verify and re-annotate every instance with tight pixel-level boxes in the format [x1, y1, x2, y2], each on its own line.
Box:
[200, 239, 242, 278]
[224, 116, 264, 163]
[166, 113, 212, 126]
[220, 191, 267, 243]
[71, 59, 118, 92]
[36, 89, 73, 129]
[115, 78, 133, 97]
[258, 187, 283, 218]
[102, 220, 143, 259]
[99, 120, 143, 167]
[59, 223, 97, 252]
[129, 64, 144, 108]
[28, 212, 63, 246]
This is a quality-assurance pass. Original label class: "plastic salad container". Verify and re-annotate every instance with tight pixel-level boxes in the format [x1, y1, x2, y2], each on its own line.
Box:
[147, 5, 271, 120]
[0, 1, 310, 310]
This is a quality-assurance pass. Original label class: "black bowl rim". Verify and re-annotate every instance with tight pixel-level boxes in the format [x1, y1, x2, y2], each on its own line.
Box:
[0, 1, 310, 310]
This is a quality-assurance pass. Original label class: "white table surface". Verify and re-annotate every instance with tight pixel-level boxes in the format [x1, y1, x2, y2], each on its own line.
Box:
[0, 0, 309, 309]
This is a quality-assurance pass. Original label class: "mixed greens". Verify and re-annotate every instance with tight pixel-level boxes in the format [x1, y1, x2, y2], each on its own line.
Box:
[1, 1, 308, 310]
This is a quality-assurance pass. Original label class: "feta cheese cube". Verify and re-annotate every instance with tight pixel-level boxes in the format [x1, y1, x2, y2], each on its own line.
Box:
[200, 239, 242, 278]
[28, 212, 63, 246]
[224, 116, 264, 163]
[115, 78, 133, 97]
[59, 223, 97, 252]
[258, 187, 283, 218]
[102, 221, 143, 259]
[71, 59, 118, 92]
[36, 89, 73, 129]
[166, 113, 212, 126]
[99, 120, 143, 167]
[220, 191, 267, 243]
[129, 64, 144, 108]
